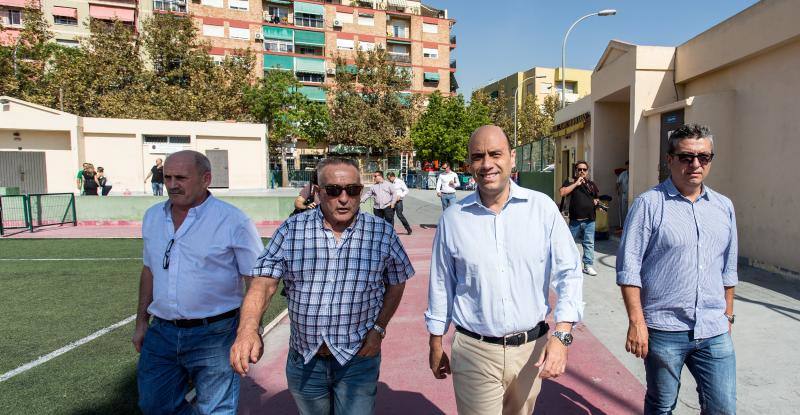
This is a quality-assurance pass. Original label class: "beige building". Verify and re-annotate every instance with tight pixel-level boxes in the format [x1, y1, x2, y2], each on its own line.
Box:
[0, 96, 269, 194]
[553, 0, 800, 274]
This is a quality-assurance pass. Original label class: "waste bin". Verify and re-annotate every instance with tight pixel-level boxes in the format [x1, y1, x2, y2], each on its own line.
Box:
[595, 195, 612, 240]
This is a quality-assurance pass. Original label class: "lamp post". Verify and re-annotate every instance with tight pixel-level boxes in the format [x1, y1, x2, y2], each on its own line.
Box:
[513, 75, 547, 147]
[561, 9, 616, 108]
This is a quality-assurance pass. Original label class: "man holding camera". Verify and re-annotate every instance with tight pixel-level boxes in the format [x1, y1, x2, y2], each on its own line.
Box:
[559, 161, 600, 276]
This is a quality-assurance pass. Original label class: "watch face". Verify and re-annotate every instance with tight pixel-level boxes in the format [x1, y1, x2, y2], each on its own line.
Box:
[563, 333, 574, 346]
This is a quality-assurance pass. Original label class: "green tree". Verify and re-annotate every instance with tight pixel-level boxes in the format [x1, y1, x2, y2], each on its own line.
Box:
[470, 88, 513, 138]
[0, 4, 59, 103]
[411, 91, 490, 165]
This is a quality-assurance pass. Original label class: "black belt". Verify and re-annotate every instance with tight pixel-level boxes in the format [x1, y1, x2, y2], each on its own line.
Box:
[156, 308, 239, 328]
[456, 321, 549, 347]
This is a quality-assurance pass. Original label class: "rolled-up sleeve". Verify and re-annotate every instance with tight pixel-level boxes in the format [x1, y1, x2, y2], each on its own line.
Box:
[616, 197, 651, 287]
[233, 218, 264, 275]
[548, 206, 584, 323]
[425, 218, 456, 335]
[722, 203, 738, 286]
[250, 222, 289, 279]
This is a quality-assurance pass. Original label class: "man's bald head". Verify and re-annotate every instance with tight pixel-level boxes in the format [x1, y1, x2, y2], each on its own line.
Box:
[469, 125, 511, 153]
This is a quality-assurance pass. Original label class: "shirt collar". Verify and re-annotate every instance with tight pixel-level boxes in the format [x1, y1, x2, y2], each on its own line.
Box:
[464, 180, 529, 210]
[663, 177, 710, 201]
[163, 191, 215, 216]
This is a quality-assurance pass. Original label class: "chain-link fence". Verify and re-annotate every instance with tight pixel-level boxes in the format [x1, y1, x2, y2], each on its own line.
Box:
[0, 193, 77, 235]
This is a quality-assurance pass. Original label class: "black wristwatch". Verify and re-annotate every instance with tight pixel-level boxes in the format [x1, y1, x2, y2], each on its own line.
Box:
[724, 314, 735, 324]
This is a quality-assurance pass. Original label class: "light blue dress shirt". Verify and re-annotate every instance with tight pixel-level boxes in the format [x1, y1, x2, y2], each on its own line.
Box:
[616, 178, 738, 339]
[142, 194, 264, 320]
[425, 181, 584, 337]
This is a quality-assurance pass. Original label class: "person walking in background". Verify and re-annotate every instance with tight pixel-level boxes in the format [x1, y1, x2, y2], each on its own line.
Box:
[361, 170, 396, 226]
[144, 158, 164, 196]
[436, 162, 459, 210]
[387, 172, 412, 235]
[559, 161, 600, 276]
[617, 124, 737, 415]
[426, 125, 583, 415]
[133, 150, 263, 415]
[81, 164, 100, 196]
[617, 161, 630, 226]
[230, 158, 414, 415]
[97, 167, 112, 196]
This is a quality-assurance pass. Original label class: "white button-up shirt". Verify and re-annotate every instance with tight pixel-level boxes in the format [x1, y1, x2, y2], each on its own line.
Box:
[142, 194, 263, 320]
[391, 177, 409, 200]
[436, 172, 459, 194]
[425, 182, 584, 337]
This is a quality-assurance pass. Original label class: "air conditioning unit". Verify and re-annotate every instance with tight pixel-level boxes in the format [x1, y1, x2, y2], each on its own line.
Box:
[254, 33, 263, 41]
[333, 19, 342, 27]
[326, 67, 336, 75]
[148, 143, 186, 155]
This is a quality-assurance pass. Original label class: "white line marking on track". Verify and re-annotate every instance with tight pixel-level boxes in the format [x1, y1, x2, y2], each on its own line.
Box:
[0, 315, 136, 383]
[0, 258, 141, 261]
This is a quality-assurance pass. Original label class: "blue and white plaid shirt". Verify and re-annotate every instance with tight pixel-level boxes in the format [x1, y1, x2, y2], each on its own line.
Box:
[251, 209, 415, 365]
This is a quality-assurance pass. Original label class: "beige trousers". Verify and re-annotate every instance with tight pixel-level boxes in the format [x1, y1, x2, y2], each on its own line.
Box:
[451, 331, 547, 415]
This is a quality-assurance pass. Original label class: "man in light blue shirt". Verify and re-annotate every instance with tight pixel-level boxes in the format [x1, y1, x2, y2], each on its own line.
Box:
[426, 125, 583, 415]
[617, 124, 737, 414]
[133, 150, 263, 415]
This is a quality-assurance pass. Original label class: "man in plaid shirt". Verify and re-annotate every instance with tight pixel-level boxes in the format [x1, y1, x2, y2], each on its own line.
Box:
[230, 157, 415, 415]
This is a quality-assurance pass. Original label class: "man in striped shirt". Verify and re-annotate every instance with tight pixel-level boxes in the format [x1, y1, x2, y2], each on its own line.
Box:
[617, 124, 737, 415]
[229, 158, 414, 415]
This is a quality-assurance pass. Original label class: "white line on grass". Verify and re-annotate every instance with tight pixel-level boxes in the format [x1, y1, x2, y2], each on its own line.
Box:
[0, 315, 136, 383]
[0, 258, 140, 261]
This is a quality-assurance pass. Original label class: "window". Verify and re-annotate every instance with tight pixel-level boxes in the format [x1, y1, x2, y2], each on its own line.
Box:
[295, 12, 323, 28]
[143, 135, 191, 144]
[229, 27, 249, 40]
[422, 22, 438, 33]
[54, 15, 77, 26]
[296, 72, 324, 83]
[300, 154, 323, 171]
[211, 55, 225, 65]
[336, 38, 354, 50]
[555, 81, 577, 94]
[335, 11, 353, 24]
[202, 24, 224, 37]
[540, 82, 552, 93]
[268, 6, 288, 21]
[56, 39, 79, 47]
[358, 41, 374, 51]
[153, 0, 186, 13]
[423, 47, 438, 59]
[4, 9, 22, 26]
[229, 0, 249, 11]
[357, 14, 374, 26]
[296, 45, 323, 56]
[265, 39, 293, 53]
[200, 0, 223, 7]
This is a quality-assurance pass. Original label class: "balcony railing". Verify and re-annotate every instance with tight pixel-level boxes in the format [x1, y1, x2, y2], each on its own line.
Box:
[449, 59, 457, 69]
[450, 34, 456, 45]
[263, 12, 292, 25]
[295, 15, 323, 28]
[388, 52, 411, 63]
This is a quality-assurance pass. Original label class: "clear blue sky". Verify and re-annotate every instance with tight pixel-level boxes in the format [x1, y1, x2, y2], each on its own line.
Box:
[432, 0, 759, 97]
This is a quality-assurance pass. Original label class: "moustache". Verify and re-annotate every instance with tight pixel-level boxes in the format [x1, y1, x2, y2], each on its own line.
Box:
[167, 189, 184, 195]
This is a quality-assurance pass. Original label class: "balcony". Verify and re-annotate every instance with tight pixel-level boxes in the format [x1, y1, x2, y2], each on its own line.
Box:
[153, 0, 187, 13]
[388, 52, 411, 64]
[449, 34, 456, 46]
[449, 59, 456, 69]
[263, 12, 292, 25]
[294, 14, 323, 29]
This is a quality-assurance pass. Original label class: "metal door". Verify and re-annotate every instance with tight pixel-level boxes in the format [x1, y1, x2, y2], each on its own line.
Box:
[206, 150, 229, 188]
[0, 151, 47, 194]
[659, 109, 684, 182]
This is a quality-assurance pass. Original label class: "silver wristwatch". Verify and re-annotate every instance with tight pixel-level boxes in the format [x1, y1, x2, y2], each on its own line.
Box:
[552, 331, 574, 346]
[372, 324, 386, 338]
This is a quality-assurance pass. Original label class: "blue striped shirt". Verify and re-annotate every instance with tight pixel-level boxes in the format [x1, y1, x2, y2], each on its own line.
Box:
[616, 178, 738, 339]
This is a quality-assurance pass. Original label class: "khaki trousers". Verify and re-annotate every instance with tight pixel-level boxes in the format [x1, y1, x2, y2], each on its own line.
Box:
[451, 331, 547, 415]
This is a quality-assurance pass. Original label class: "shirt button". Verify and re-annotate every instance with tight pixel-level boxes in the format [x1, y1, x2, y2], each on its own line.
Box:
[699, 265, 704, 270]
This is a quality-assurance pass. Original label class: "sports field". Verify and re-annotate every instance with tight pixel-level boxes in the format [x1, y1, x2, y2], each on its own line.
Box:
[0, 238, 284, 414]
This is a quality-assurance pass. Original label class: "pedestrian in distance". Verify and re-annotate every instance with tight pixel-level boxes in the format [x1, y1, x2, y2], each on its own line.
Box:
[435, 162, 459, 210]
[81, 163, 100, 196]
[292, 170, 320, 215]
[133, 150, 263, 415]
[559, 161, 601, 276]
[426, 125, 584, 415]
[617, 124, 737, 415]
[387, 171, 413, 235]
[230, 157, 414, 415]
[361, 170, 397, 226]
[76, 162, 89, 195]
[144, 158, 165, 196]
[97, 166, 112, 196]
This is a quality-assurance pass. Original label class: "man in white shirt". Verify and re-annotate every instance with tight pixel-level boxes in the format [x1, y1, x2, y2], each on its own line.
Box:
[387, 172, 412, 235]
[426, 125, 583, 415]
[133, 150, 263, 415]
[435, 163, 459, 210]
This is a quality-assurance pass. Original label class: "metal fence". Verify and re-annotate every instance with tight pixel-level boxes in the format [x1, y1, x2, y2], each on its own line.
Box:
[0, 193, 77, 235]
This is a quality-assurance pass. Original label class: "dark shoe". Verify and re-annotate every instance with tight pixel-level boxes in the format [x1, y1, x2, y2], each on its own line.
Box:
[406, 228, 413, 235]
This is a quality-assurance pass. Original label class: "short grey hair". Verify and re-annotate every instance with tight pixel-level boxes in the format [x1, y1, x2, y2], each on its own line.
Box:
[315, 157, 360, 185]
[165, 150, 212, 175]
[667, 124, 714, 154]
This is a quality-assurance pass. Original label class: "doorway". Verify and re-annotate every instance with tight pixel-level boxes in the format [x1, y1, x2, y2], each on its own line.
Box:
[0, 151, 47, 194]
[659, 109, 684, 182]
[206, 150, 229, 188]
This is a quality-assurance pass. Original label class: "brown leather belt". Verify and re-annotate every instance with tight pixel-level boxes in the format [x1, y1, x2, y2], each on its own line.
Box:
[316, 344, 333, 358]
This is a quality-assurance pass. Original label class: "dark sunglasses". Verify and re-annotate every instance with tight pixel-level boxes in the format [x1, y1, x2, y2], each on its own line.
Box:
[323, 184, 364, 197]
[162, 238, 174, 270]
[671, 152, 714, 165]
[576, 168, 588, 172]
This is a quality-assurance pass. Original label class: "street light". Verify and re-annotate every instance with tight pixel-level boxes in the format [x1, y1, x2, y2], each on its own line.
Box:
[513, 74, 546, 147]
[561, 9, 617, 108]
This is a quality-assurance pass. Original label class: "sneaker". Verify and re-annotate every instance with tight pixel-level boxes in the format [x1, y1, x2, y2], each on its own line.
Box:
[583, 266, 598, 276]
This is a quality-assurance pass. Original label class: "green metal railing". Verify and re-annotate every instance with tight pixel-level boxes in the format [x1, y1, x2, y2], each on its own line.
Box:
[0, 193, 77, 235]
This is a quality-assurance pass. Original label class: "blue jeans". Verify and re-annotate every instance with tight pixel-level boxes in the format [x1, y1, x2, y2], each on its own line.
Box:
[644, 329, 736, 415]
[137, 315, 240, 415]
[286, 348, 381, 415]
[568, 219, 595, 266]
[152, 182, 163, 196]
[440, 193, 457, 210]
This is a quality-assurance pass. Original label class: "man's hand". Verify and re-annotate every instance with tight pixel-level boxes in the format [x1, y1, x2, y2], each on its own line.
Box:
[429, 344, 451, 379]
[230, 329, 264, 375]
[594, 198, 600, 206]
[625, 321, 649, 358]
[356, 329, 382, 357]
[535, 336, 569, 378]
[436, 192, 441, 198]
[131, 321, 149, 353]
[574, 177, 585, 186]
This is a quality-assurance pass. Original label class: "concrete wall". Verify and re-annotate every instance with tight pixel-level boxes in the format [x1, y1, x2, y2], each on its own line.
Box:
[0, 130, 74, 193]
[81, 132, 143, 195]
[591, 101, 629, 228]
